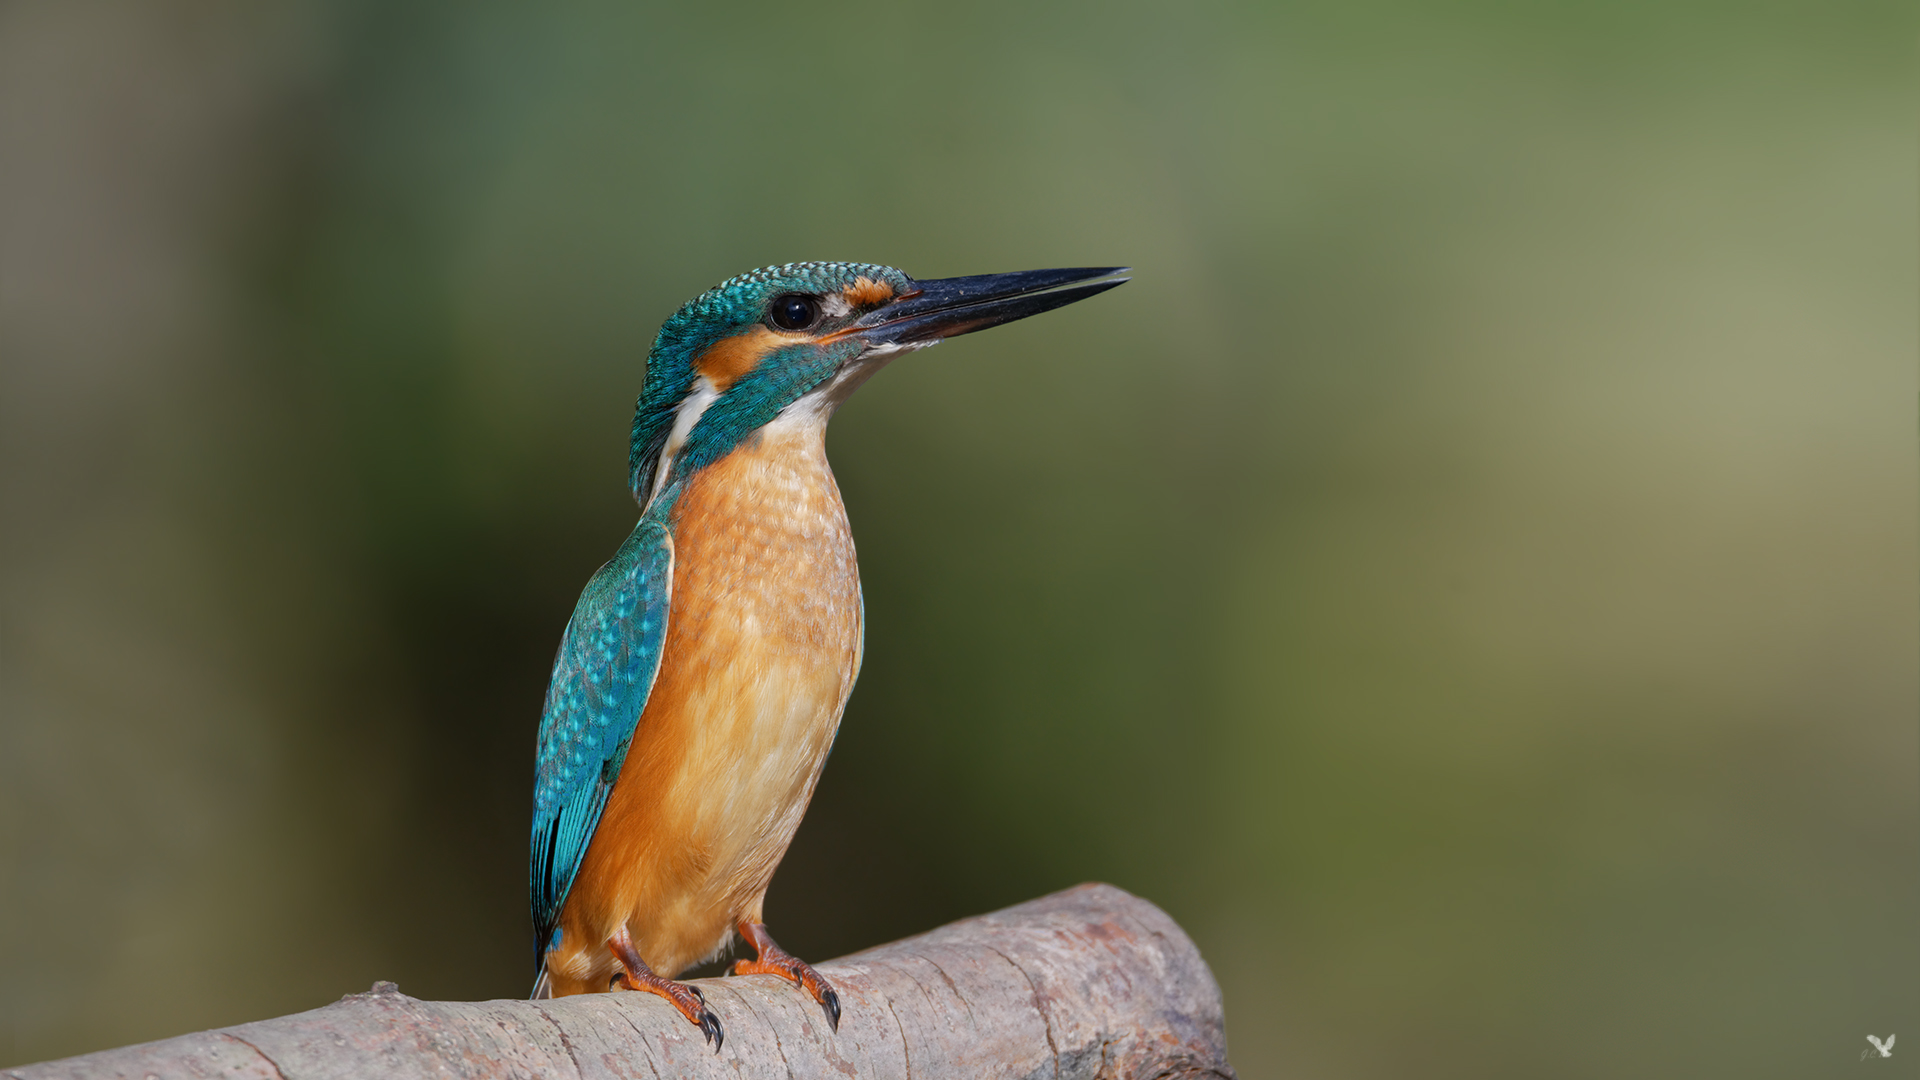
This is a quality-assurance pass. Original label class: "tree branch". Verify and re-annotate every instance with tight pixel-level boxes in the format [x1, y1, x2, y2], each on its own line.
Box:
[9, 883, 1234, 1079]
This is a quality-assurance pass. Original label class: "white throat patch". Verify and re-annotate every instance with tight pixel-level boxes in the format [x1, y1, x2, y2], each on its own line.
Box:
[777, 340, 935, 426]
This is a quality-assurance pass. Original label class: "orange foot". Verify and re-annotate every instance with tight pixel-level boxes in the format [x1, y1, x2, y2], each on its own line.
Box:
[607, 925, 723, 1051]
[732, 920, 841, 1031]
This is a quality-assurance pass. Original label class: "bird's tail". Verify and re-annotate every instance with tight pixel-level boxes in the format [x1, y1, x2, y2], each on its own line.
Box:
[530, 966, 553, 1000]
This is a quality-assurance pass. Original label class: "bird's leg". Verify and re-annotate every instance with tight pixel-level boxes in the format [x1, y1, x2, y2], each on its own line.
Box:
[606, 925, 724, 1052]
[731, 919, 841, 1031]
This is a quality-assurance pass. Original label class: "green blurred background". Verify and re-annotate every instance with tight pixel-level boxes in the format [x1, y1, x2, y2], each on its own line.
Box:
[1, 1, 1913, 1076]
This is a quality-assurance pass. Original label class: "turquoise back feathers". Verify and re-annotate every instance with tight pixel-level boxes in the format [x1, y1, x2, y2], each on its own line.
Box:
[529, 518, 673, 966]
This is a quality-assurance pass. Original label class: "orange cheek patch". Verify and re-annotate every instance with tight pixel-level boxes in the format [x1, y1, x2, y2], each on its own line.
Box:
[842, 277, 895, 307]
[695, 326, 783, 392]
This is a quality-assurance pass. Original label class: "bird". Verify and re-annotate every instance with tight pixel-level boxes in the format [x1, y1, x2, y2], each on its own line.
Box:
[527, 261, 1127, 1049]
[1868, 1034, 1895, 1058]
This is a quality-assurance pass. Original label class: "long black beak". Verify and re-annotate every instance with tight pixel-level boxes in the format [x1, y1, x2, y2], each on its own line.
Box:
[845, 266, 1129, 348]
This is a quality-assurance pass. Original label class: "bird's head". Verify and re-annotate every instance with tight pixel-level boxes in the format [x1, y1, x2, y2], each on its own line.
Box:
[628, 261, 1127, 507]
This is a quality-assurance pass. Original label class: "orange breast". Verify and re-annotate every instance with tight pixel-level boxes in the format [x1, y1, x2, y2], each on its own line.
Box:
[549, 412, 862, 989]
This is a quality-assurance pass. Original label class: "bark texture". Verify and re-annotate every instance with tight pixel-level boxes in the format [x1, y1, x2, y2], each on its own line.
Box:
[9, 883, 1234, 1080]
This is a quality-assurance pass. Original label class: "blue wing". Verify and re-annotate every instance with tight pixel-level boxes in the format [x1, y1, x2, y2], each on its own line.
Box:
[529, 518, 673, 976]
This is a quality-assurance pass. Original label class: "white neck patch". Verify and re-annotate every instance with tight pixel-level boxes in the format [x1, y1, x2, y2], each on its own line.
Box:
[643, 374, 720, 511]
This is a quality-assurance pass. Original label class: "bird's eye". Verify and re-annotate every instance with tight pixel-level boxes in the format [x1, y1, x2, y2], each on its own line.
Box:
[769, 294, 820, 331]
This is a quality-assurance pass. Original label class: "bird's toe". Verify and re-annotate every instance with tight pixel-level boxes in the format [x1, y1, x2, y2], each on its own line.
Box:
[820, 984, 841, 1032]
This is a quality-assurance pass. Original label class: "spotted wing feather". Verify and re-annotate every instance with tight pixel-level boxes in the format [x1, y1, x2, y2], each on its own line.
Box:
[529, 519, 673, 980]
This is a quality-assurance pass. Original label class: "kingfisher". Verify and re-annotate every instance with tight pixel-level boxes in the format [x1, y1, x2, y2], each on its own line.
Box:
[528, 261, 1127, 1047]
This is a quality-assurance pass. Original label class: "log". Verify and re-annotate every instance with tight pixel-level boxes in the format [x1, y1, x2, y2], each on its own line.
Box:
[7, 883, 1234, 1079]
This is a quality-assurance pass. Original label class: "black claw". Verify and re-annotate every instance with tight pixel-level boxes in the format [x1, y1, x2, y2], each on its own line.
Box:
[700, 1009, 724, 1053]
[821, 986, 841, 1032]
[689, 984, 705, 1002]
